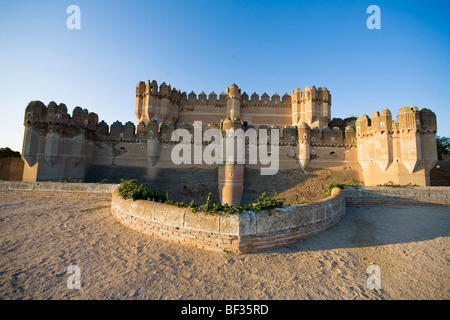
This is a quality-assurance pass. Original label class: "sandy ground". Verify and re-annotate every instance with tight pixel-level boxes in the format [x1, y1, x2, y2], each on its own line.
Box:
[0, 194, 448, 300]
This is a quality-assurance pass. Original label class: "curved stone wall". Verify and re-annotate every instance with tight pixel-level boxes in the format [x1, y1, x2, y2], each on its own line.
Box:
[110, 188, 346, 253]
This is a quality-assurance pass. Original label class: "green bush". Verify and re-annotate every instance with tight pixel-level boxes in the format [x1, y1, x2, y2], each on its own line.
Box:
[118, 179, 167, 202]
[0, 147, 21, 159]
[117, 179, 286, 215]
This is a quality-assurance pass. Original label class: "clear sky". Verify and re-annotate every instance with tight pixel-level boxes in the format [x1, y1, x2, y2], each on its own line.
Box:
[1, 0, 449, 152]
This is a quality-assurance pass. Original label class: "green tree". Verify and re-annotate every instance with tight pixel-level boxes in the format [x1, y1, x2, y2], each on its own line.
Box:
[436, 136, 450, 160]
[0, 147, 21, 159]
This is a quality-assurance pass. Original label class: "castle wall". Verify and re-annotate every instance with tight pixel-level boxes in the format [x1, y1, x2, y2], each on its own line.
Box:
[0, 158, 24, 181]
[21, 81, 438, 205]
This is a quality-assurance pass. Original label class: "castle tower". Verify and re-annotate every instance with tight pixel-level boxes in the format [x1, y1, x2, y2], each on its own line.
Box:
[297, 121, 311, 169]
[355, 114, 371, 173]
[291, 88, 302, 126]
[292, 86, 331, 129]
[301, 86, 315, 126]
[135, 81, 146, 124]
[419, 108, 438, 175]
[226, 84, 241, 120]
[159, 82, 171, 122]
[372, 109, 394, 172]
[318, 87, 331, 126]
[22, 101, 47, 169]
[397, 106, 422, 173]
[136, 80, 180, 125]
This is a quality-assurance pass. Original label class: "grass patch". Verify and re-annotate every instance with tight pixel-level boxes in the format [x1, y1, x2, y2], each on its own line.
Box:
[377, 181, 419, 188]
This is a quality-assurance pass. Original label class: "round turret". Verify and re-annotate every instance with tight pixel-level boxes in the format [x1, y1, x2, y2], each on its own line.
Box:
[226, 83, 241, 99]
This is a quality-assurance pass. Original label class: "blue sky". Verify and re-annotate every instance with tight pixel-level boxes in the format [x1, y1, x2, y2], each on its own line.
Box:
[1, 0, 449, 152]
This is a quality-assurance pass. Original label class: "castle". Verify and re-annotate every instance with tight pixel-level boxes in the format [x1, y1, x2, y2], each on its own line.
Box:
[21, 80, 438, 205]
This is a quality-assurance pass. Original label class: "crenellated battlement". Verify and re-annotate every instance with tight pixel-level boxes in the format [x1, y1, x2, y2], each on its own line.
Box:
[355, 106, 437, 136]
[136, 80, 330, 110]
[24, 100, 100, 135]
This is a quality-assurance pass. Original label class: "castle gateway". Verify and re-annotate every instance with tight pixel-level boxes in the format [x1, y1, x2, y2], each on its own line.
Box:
[21, 80, 438, 205]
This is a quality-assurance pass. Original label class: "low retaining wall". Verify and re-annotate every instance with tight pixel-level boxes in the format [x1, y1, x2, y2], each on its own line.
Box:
[344, 187, 450, 205]
[110, 188, 346, 253]
[0, 181, 118, 199]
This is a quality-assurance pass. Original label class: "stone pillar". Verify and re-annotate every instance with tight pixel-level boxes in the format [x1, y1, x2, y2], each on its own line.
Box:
[218, 163, 244, 206]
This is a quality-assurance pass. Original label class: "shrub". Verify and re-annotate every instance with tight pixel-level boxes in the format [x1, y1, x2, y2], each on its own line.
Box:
[118, 180, 286, 215]
[118, 179, 167, 202]
[0, 147, 21, 159]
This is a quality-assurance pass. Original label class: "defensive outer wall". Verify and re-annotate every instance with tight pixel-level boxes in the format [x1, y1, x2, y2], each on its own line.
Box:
[1, 182, 449, 253]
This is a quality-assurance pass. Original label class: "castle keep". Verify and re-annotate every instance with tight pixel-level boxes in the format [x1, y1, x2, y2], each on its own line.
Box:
[21, 80, 438, 205]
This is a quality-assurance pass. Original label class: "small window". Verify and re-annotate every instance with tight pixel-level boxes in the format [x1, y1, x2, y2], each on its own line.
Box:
[140, 133, 144, 138]
[331, 137, 335, 142]
[303, 133, 307, 139]
[357, 127, 360, 131]
[380, 122, 385, 127]
[101, 145, 105, 150]
[162, 133, 167, 139]
[330, 151, 336, 155]
[311, 137, 315, 142]
[289, 150, 294, 155]
[290, 135, 295, 141]
[120, 146, 126, 151]
[27, 113, 31, 117]
[56, 114, 61, 119]
[312, 150, 316, 155]
[346, 151, 350, 155]
[149, 130, 153, 136]
[163, 146, 167, 151]
[119, 133, 124, 138]
[140, 146, 144, 150]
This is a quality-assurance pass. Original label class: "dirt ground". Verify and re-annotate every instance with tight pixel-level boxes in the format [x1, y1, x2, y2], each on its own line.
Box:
[0, 193, 448, 300]
[151, 167, 362, 206]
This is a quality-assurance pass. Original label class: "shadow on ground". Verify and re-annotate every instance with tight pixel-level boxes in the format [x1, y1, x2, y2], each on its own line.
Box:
[269, 201, 450, 254]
